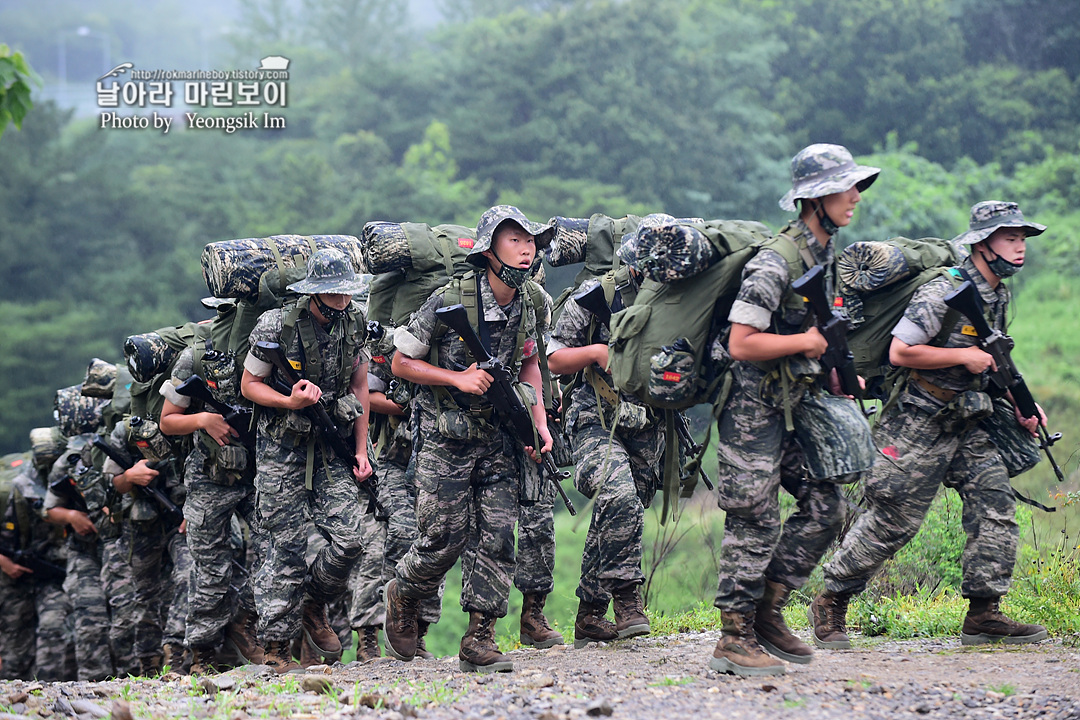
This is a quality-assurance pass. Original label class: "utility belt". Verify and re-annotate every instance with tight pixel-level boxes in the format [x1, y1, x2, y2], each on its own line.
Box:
[911, 370, 957, 403]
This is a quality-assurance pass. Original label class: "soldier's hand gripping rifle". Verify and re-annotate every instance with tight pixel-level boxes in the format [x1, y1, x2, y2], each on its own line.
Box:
[0, 542, 66, 583]
[573, 284, 715, 491]
[49, 452, 90, 515]
[943, 280, 1065, 481]
[90, 436, 185, 526]
[253, 341, 389, 520]
[433, 304, 577, 515]
[174, 375, 256, 447]
[791, 264, 864, 403]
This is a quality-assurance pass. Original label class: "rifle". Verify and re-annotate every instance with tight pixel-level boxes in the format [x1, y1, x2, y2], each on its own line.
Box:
[433, 304, 576, 515]
[791, 264, 864, 402]
[943, 280, 1065, 482]
[573, 284, 715, 491]
[253, 341, 389, 520]
[174, 374, 256, 447]
[91, 436, 186, 526]
[0, 543, 66, 583]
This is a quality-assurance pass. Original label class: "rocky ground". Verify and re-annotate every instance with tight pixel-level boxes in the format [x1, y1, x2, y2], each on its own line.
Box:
[3, 631, 1079, 720]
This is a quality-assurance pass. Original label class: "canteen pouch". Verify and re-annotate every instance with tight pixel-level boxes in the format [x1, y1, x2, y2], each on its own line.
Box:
[648, 338, 697, 406]
[332, 393, 365, 426]
[939, 390, 993, 433]
[980, 397, 1041, 477]
[436, 408, 487, 441]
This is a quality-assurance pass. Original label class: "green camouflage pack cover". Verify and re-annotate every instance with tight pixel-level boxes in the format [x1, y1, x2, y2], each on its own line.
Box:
[53, 386, 108, 437]
[82, 358, 118, 398]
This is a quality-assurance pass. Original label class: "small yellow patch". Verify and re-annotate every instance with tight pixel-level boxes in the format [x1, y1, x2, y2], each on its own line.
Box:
[289, 359, 302, 370]
[961, 325, 978, 337]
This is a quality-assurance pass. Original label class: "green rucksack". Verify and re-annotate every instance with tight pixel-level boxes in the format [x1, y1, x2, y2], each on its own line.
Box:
[838, 236, 961, 402]
[0, 452, 31, 538]
[607, 220, 796, 411]
[363, 222, 477, 327]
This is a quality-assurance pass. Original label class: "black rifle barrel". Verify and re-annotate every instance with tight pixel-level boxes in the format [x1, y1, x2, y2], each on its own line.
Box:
[90, 436, 185, 526]
[434, 304, 576, 515]
[174, 375, 256, 447]
[253, 341, 389, 519]
[791, 264, 862, 400]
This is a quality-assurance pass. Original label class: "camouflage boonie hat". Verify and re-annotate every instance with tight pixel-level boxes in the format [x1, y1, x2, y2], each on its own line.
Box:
[953, 201, 1046, 245]
[470, 205, 555, 268]
[779, 143, 881, 212]
[81, 358, 118, 398]
[287, 247, 369, 295]
[29, 426, 67, 467]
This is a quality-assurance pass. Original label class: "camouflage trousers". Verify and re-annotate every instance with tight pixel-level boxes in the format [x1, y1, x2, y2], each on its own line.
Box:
[824, 394, 1018, 598]
[184, 449, 264, 648]
[396, 414, 520, 618]
[513, 492, 556, 597]
[101, 535, 139, 676]
[0, 574, 75, 681]
[713, 381, 850, 613]
[571, 417, 663, 605]
[64, 537, 114, 680]
[379, 452, 442, 624]
[346, 501, 386, 629]
[253, 436, 367, 643]
[119, 520, 190, 659]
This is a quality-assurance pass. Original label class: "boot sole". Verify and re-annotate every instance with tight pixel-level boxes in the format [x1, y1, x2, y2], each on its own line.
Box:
[573, 635, 617, 649]
[961, 629, 1049, 646]
[459, 658, 513, 673]
[709, 655, 785, 676]
[520, 632, 565, 649]
[806, 606, 851, 649]
[755, 632, 813, 665]
[616, 623, 651, 639]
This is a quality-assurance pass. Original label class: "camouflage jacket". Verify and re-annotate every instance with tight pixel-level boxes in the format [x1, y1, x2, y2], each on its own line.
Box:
[394, 272, 551, 418]
[892, 255, 1008, 395]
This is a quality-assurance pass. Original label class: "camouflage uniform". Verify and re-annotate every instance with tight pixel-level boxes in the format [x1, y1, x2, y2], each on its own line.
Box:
[160, 347, 265, 651]
[102, 419, 189, 669]
[714, 217, 873, 614]
[0, 456, 75, 681]
[44, 436, 116, 680]
[244, 300, 371, 644]
[824, 254, 1017, 597]
[392, 271, 552, 618]
[548, 277, 664, 606]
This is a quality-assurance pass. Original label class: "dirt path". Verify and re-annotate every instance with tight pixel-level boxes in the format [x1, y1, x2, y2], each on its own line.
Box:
[3, 631, 1078, 720]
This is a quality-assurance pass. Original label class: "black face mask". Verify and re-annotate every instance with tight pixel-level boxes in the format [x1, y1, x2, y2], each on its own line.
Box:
[980, 245, 1023, 278]
[314, 295, 349, 322]
[491, 250, 531, 290]
[811, 199, 840, 236]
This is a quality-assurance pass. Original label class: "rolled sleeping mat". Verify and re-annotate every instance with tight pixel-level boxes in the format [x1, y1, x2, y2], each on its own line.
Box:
[29, 426, 68, 466]
[361, 222, 476, 275]
[124, 332, 179, 384]
[545, 217, 591, 267]
[82, 358, 118, 398]
[54, 385, 108, 437]
[201, 234, 364, 299]
[838, 242, 911, 292]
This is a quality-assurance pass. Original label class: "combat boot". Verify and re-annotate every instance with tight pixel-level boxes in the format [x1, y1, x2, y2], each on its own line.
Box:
[416, 620, 436, 660]
[264, 640, 304, 674]
[961, 597, 1048, 645]
[224, 609, 265, 665]
[162, 642, 192, 675]
[520, 593, 565, 648]
[574, 600, 619, 649]
[709, 611, 785, 677]
[383, 579, 420, 661]
[754, 579, 812, 664]
[459, 612, 513, 673]
[301, 598, 342, 662]
[138, 654, 163, 677]
[612, 582, 651, 639]
[808, 591, 852, 649]
[188, 644, 218, 676]
[354, 625, 381, 662]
